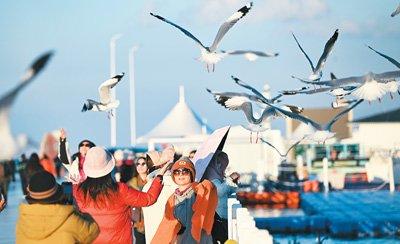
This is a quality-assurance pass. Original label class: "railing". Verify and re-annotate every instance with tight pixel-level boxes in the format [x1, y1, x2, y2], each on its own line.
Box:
[227, 197, 273, 243]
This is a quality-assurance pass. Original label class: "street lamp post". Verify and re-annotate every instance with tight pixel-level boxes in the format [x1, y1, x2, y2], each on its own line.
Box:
[109, 34, 122, 147]
[129, 46, 138, 146]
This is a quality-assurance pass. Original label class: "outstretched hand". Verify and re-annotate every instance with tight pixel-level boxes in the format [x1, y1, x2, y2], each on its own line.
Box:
[229, 172, 240, 184]
[158, 160, 174, 176]
[159, 145, 175, 165]
[60, 128, 67, 140]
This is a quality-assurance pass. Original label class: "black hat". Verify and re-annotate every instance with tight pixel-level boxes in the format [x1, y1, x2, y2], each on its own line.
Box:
[25, 171, 64, 204]
[78, 139, 96, 149]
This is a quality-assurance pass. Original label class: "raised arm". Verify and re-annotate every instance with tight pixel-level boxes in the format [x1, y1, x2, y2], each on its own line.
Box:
[59, 128, 72, 165]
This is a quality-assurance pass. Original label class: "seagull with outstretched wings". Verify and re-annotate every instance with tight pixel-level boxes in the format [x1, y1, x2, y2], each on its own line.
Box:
[82, 73, 124, 117]
[292, 29, 339, 81]
[150, 2, 253, 72]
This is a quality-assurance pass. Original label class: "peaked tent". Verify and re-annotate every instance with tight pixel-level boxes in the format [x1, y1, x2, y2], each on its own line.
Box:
[137, 86, 212, 144]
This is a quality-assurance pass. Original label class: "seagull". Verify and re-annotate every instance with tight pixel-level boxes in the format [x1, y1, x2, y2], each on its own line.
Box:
[260, 99, 364, 144]
[81, 73, 124, 117]
[261, 137, 304, 160]
[296, 71, 400, 101]
[150, 2, 253, 72]
[292, 29, 339, 81]
[221, 50, 279, 61]
[391, 4, 400, 17]
[207, 90, 302, 142]
[231, 75, 283, 104]
[0, 51, 54, 161]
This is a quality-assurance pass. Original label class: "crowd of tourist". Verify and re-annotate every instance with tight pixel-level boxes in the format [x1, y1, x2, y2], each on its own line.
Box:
[0, 128, 240, 244]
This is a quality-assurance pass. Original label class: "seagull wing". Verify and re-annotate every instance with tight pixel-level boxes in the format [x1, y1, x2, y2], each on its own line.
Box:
[0, 51, 54, 110]
[270, 94, 283, 103]
[391, 4, 400, 17]
[206, 88, 263, 105]
[261, 139, 284, 157]
[325, 99, 363, 130]
[209, 93, 258, 124]
[292, 32, 315, 71]
[231, 75, 269, 102]
[314, 29, 339, 75]
[98, 73, 124, 104]
[283, 138, 304, 157]
[150, 13, 207, 50]
[266, 101, 321, 129]
[21, 50, 54, 82]
[367, 45, 400, 69]
[295, 75, 366, 87]
[281, 86, 332, 95]
[223, 50, 278, 57]
[209, 2, 253, 52]
[374, 70, 400, 80]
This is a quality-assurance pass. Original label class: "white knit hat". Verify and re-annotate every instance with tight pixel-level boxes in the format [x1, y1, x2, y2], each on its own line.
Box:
[83, 147, 115, 178]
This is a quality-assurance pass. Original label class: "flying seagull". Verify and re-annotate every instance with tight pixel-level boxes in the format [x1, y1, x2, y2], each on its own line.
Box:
[261, 137, 304, 160]
[221, 50, 279, 61]
[292, 29, 339, 81]
[207, 90, 302, 142]
[150, 2, 253, 72]
[367, 45, 400, 98]
[82, 73, 124, 117]
[261, 99, 364, 143]
[391, 4, 400, 17]
[0, 50, 54, 161]
[296, 71, 400, 101]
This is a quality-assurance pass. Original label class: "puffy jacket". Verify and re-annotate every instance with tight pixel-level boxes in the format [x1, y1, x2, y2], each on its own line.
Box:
[16, 203, 99, 244]
[152, 180, 218, 244]
[73, 177, 163, 244]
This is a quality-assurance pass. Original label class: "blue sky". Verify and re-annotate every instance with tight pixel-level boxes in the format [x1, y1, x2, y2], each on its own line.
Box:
[1, 0, 399, 147]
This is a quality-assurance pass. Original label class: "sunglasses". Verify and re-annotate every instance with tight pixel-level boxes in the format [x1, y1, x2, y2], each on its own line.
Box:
[79, 143, 91, 147]
[173, 168, 191, 176]
[135, 162, 146, 167]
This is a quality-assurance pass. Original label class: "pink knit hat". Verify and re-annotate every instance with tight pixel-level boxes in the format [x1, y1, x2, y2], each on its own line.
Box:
[83, 147, 115, 178]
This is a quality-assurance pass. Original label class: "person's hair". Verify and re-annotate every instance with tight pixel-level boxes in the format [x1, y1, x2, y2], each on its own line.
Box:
[214, 150, 229, 165]
[132, 156, 149, 177]
[78, 140, 96, 149]
[29, 153, 40, 165]
[173, 153, 182, 163]
[78, 173, 119, 208]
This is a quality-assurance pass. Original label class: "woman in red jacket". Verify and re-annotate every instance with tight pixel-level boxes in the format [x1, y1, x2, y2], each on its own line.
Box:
[73, 146, 171, 244]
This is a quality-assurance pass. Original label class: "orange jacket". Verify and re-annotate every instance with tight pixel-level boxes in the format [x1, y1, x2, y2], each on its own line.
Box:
[151, 180, 218, 244]
[40, 158, 56, 176]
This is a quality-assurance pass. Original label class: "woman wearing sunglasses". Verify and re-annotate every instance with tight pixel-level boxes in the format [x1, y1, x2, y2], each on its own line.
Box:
[152, 157, 218, 244]
[59, 128, 95, 183]
[128, 156, 151, 244]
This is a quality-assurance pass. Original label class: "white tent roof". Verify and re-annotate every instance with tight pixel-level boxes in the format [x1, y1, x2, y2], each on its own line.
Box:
[137, 86, 211, 143]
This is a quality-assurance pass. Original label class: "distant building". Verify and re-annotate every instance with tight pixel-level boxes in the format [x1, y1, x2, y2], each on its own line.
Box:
[286, 107, 353, 141]
[349, 107, 400, 155]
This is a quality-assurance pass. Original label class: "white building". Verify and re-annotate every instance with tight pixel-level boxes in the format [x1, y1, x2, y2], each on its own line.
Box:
[349, 107, 400, 156]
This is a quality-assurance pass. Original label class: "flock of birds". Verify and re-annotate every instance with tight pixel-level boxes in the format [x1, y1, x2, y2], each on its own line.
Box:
[80, 2, 400, 153]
